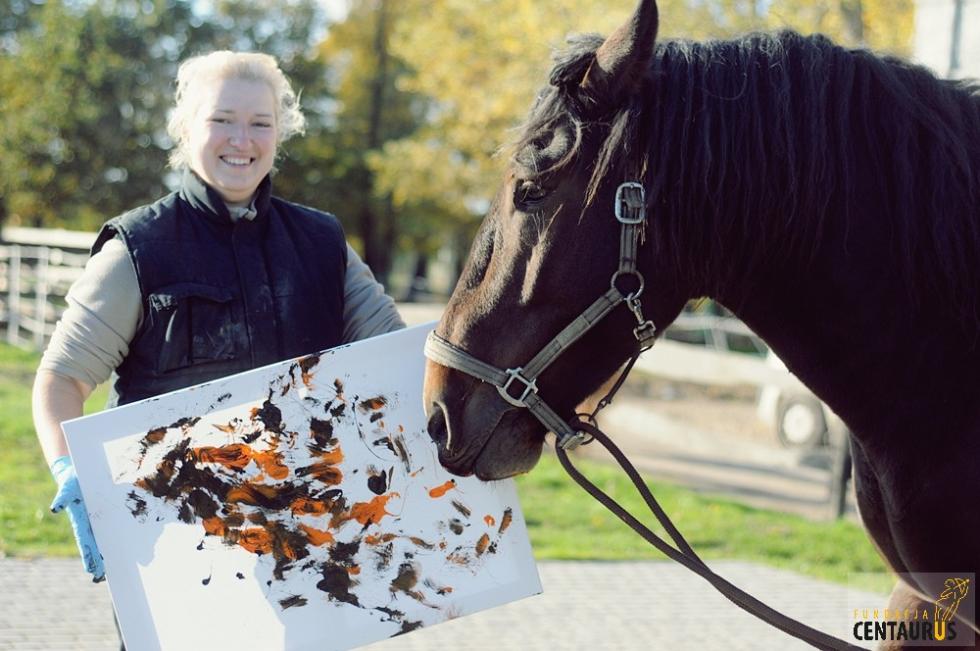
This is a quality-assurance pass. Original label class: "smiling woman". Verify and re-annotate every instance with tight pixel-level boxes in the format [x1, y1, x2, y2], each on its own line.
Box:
[30, 50, 404, 649]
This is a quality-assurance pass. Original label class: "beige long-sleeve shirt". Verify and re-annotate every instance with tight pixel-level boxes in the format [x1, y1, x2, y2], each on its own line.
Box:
[40, 235, 404, 388]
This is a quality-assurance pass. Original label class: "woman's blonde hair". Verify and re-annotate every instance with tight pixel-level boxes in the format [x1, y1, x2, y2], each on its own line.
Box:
[166, 51, 306, 169]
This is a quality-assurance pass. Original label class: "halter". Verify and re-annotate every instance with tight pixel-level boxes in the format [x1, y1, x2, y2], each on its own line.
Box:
[423, 182, 864, 650]
[424, 181, 656, 450]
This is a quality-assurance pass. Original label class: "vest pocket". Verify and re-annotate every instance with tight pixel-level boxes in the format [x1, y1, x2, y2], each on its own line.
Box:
[146, 283, 238, 373]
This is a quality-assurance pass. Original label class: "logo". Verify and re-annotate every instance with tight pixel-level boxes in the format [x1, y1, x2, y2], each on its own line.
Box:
[850, 574, 974, 647]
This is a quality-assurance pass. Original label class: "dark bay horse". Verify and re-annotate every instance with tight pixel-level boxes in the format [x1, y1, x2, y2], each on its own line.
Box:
[422, 0, 979, 647]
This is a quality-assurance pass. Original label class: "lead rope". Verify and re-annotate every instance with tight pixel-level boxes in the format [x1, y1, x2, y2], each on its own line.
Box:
[554, 422, 868, 651]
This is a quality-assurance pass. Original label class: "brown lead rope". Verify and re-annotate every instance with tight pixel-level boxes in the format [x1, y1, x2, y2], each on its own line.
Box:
[554, 421, 868, 651]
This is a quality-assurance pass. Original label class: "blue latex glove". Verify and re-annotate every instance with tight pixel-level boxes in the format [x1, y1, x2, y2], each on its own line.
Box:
[50, 455, 105, 582]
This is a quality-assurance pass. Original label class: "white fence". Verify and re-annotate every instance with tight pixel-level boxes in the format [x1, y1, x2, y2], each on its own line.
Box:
[0, 227, 96, 350]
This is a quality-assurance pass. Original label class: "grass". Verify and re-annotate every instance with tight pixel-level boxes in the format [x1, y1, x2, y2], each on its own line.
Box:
[0, 343, 889, 591]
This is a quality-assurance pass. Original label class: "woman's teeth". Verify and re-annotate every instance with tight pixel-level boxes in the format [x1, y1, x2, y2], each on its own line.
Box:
[222, 156, 252, 166]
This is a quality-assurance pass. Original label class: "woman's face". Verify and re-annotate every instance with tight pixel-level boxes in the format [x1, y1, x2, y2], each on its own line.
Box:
[186, 77, 278, 206]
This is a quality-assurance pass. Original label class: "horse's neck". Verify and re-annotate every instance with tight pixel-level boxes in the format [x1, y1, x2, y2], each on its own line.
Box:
[712, 241, 980, 451]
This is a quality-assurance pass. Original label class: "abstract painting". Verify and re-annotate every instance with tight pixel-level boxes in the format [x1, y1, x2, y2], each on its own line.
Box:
[63, 325, 541, 651]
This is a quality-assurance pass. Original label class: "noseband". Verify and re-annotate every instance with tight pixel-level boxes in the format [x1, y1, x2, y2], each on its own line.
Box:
[424, 181, 656, 450]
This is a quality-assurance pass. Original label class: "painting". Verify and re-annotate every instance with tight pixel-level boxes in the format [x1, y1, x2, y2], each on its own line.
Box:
[63, 324, 542, 651]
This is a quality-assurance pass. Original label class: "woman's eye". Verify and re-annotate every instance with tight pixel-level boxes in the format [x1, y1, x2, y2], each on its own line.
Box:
[514, 180, 549, 207]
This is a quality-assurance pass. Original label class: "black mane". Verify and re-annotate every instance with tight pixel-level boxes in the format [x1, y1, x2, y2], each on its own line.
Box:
[516, 31, 980, 326]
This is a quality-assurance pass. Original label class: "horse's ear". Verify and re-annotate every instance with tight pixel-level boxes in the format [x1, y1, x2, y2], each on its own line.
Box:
[581, 0, 658, 104]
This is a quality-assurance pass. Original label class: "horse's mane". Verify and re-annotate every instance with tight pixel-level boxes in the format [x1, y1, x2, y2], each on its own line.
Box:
[516, 31, 980, 326]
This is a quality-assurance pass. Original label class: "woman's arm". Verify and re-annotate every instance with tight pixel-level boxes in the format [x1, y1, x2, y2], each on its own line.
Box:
[32, 370, 93, 466]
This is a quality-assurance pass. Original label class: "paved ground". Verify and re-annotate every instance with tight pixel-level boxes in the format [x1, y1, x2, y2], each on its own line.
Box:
[0, 557, 886, 650]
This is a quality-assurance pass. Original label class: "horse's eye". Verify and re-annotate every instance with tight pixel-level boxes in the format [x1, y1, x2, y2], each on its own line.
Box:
[514, 180, 550, 208]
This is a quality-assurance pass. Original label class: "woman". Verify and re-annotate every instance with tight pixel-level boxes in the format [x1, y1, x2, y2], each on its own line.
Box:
[32, 51, 404, 585]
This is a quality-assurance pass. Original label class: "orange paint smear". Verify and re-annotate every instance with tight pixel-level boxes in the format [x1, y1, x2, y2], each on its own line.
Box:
[212, 422, 237, 434]
[290, 497, 329, 516]
[347, 566, 361, 575]
[475, 533, 491, 556]
[334, 493, 399, 527]
[302, 461, 344, 485]
[202, 516, 226, 536]
[315, 447, 344, 465]
[360, 397, 386, 411]
[227, 481, 280, 505]
[299, 523, 335, 546]
[252, 450, 289, 480]
[364, 533, 397, 545]
[428, 480, 456, 498]
[192, 443, 252, 471]
[144, 428, 166, 444]
[238, 528, 273, 555]
[409, 468, 424, 478]
[484, 515, 496, 527]
[499, 509, 513, 534]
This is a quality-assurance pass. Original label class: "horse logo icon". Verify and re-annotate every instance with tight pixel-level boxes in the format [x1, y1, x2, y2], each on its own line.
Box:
[935, 577, 970, 623]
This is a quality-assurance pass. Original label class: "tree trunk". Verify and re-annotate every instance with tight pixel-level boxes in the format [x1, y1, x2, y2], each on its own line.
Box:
[359, 0, 392, 282]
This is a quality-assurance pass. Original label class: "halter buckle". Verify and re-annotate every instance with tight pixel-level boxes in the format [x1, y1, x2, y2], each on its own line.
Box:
[633, 321, 658, 350]
[497, 367, 538, 407]
[557, 430, 591, 450]
[615, 182, 646, 225]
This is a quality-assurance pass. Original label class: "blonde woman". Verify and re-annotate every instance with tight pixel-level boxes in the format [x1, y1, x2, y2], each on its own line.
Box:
[32, 51, 404, 590]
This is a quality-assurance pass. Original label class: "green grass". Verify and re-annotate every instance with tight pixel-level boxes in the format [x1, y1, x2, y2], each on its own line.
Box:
[0, 343, 889, 590]
[0, 344, 108, 557]
[516, 452, 890, 591]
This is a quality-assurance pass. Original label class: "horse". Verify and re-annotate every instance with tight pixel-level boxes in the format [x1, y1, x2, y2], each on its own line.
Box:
[421, 0, 980, 648]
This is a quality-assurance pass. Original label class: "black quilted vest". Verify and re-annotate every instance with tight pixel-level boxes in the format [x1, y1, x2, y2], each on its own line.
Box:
[92, 171, 347, 407]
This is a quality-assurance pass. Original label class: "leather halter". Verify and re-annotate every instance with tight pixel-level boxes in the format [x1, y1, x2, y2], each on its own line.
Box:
[424, 182, 656, 450]
[423, 183, 865, 650]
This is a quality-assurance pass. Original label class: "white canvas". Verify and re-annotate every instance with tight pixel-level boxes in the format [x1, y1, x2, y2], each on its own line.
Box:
[63, 324, 542, 651]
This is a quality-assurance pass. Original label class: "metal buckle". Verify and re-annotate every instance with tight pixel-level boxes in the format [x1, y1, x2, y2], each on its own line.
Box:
[615, 182, 646, 225]
[497, 367, 538, 407]
[557, 430, 591, 450]
[633, 321, 657, 350]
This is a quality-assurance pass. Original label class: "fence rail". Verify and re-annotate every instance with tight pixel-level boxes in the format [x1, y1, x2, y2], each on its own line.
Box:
[0, 228, 95, 350]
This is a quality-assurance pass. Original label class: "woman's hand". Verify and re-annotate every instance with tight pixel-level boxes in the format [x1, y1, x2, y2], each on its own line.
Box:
[50, 455, 105, 582]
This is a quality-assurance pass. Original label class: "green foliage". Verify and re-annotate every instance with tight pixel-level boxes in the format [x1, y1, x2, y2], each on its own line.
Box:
[0, 0, 914, 281]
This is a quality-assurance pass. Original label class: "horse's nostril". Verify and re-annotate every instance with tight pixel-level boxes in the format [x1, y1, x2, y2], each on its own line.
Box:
[427, 403, 450, 451]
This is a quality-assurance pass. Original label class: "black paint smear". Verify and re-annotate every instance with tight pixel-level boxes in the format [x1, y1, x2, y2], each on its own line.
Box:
[329, 401, 346, 419]
[279, 595, 308, 610]
[202, 571, 212, 586]
[392, 434, 411, 473]
[358, 396, 387, 413]
[186, 488, 219, 520]
[236, 572, 245, 580]
[330, 539, 361, 566]
[390, 562, 420, 596]
[317, 563, 359, 606]
[451, 500, 471, 518]
[369, 412, 384, 423]
[448, 519, 465, 535]
[178, 502, 194, 524]
[373, 437, 395, 453]
[488, 542, 498, 554]
[216, 393, 232, 403]
[298, 354, 320, 377]
[333, 378, 344, 395]
[241, 430, 262, 444]
[375, 606, 406, 622]
[196, 540, 205, 551]
[308, 418, 336, 453]
[395, 620, 424, 636]
[375, 543, 394, 572]
[125, 491, 147, 517]
[367, 469, 387, 495]
[252, 390, 284, 433]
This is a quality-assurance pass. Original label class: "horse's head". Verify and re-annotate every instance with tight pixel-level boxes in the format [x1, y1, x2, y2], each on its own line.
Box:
[423, 0, 689, 480]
